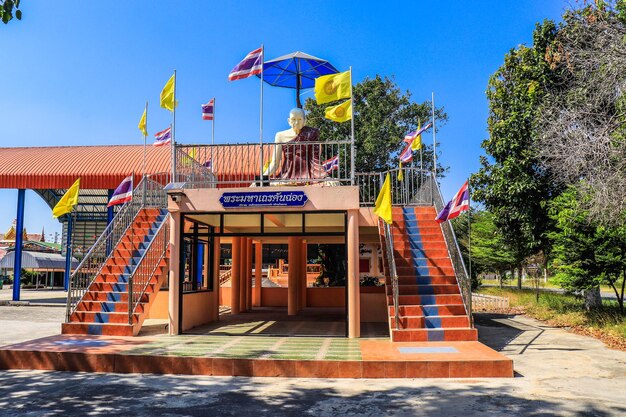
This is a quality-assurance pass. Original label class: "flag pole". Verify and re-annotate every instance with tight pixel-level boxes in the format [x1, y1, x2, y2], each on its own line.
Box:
[143, 101, 148, 180]
[211, 97, 215, 174]
[431, 92, 437, 179]
[212, 97, 215, 146]
[349, 67, 355, 185]
[171, 70, 177, 183]
[259, 45, 264, 186]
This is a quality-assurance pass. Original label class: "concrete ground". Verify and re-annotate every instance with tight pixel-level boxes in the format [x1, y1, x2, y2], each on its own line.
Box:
[0, 288, 66, 347]
[0, 287, 67, 305]
[0, 293, 625, 416]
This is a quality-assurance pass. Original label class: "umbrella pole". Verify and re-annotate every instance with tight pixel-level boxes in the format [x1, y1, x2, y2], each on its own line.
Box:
[296, 73, 302, 109]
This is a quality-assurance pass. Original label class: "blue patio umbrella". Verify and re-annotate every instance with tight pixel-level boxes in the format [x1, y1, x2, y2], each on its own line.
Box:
[256, 51, 339, 108]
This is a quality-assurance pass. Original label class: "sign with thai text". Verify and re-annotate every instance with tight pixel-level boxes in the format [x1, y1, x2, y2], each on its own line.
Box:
[219, 191, 308, 208]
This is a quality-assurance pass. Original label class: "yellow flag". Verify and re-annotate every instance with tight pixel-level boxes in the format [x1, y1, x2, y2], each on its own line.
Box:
[160, 73, 177, 111]
[263, 159, 270, 172]
[181, 148, 197, 167]
[138, 107, 148, 137]
[398, 162, 404, 182]
[325, 99, 352, 123]
[373, 173, 392, 224]
[315, 70, 351, 104]
[53, 178, 80, 218]
[411, 121, 423, 151]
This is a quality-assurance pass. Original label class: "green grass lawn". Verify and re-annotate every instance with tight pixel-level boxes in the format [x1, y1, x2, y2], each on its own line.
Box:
[480, 277, 624, 294]
[476, 287, 626, 347]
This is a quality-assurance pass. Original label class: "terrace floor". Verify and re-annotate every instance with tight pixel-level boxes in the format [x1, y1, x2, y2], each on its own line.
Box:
[0, 307, 513, 378]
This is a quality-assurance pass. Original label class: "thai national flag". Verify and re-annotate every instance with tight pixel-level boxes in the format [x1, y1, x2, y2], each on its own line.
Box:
[403, 122, 433, 145]
[229, 47, 263, 81]
[435, 181, 470, 223]
[202, 99, 214, 121]
[154, 127, 172, 147]
[323, 155, 339, 173]
[399, 143, 413, 163]
[107, 175, 133, 207]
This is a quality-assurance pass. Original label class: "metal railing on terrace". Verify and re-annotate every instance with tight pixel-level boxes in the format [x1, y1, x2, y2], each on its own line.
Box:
[173, 142, 435, 208]
[175, 141, 353, 188]
[356, 168, 433, 206]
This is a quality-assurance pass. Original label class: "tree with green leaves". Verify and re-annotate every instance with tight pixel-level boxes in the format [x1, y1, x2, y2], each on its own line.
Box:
[454, 210, 516, 288]
[548, 186, 626, 312]
[304, 75, 448, 174]
[538, 1, 626, 226]
[1, 0, 22, 24]
[473, 21, 561, 288]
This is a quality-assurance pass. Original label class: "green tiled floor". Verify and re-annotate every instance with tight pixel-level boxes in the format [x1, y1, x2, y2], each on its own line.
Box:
[125, 335, 369, 360]
[129, 309, 388, 360]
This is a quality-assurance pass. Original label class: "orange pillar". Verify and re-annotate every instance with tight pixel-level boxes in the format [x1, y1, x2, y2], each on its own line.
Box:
[231, 237, 241, 315]
[254, 241, 262, 307]
[300, 240, 307, 310]
[213, 236, 221, 321]
[246, 238, 253, 310]
[288, 236, 299, 315]
[240, 237, 248, 312]
[168, 211, 181, 335]
[347, 210, 360, 338]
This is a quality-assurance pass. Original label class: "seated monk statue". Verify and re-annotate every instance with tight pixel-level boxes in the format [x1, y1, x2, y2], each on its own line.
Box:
[263, 108, 326, 183]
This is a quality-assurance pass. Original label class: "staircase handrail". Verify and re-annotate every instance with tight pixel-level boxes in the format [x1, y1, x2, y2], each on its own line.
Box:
[219, 267, 232, 285]
[65, 176, 167, 321]
[128, 212, 170, 323]
[429, 174, 473, 327]
[383, 220, 401, 330]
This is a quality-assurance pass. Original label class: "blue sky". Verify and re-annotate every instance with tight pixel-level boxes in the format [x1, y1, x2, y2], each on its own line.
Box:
[0, 1, 566, 238]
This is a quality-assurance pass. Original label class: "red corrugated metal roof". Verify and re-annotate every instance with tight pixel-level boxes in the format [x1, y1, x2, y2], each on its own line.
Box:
[0, 145, 171, 189]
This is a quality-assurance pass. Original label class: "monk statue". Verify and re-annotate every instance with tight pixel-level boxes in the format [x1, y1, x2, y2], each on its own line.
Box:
[263, 108, 327, 183]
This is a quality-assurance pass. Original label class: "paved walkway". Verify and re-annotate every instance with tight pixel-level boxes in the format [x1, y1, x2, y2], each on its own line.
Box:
[0, 287, 67, 347]
[0, 300, 625, 415]
[0, 287, 67, 305]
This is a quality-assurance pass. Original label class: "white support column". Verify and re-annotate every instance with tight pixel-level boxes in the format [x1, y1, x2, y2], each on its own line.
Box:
[347, 210, 361, 338]
[168, 211, 181, 335]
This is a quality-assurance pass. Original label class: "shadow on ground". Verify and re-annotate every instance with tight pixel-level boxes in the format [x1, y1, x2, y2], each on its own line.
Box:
[0, 370, 623, 417]
[475, 313, 525, 352]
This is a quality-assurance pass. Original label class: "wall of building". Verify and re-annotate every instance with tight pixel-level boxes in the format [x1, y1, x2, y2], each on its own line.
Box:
[176, 186, 360, 214]
[216, 286, 387, 322]
[181, 290, 219, 332]
[146, 290, 169, 319]
[360, 291, 388, 323]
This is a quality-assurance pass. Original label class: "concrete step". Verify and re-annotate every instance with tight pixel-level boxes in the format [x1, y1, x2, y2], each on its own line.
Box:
[395, 265, 456, 276]
[88, 280, 159, 293]
[386, 284, 461, 296]
[61, 322, 136, 336]
[76, 300, 146, 313]
[70, 311, 141, 325]
[392, 248, 450, 258]
[81, 291, 149, 303]
[389, 294, 464, 305]
[396, 275, 459, 285]
[389, 304, 467, 317]
[94, 274, 129, 284]
[393, 257, 453, 268]
[389, 315, 471, 329]
[390, 328, 478, 342]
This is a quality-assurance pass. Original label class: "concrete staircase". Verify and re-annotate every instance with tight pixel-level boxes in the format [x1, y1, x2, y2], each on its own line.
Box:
[382, 206, 476, 342]
[62, 208, 169, 336]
